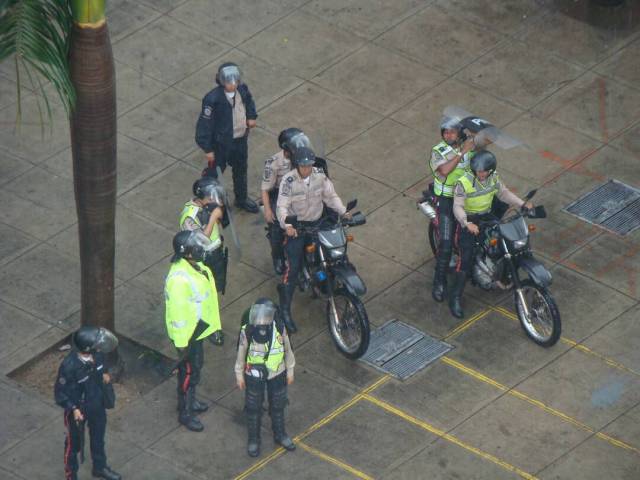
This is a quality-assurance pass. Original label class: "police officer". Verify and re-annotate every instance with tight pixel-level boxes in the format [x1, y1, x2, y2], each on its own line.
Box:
[180, 177, 228, 345]
[195, 62, 259, 213]
[165, 230, 222, 432]
[54, 326, 121, 480]
[430, 117, 476, 303]
[235, 298, 296, 457]
[276, 147, 349, 333]
[451, 151, 533, 318]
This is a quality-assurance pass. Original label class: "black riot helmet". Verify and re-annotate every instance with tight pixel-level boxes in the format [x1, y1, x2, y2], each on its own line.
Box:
[278, 128, 311, 156]
[216, 62, 241, 87]
[193, 177, 225, 205]
[171, 230, 214, 263]
[292, 146, 316, 169]
[440, 116, 464, 145]
[73, 326, 119, 354]
[470, 150, 497, 175]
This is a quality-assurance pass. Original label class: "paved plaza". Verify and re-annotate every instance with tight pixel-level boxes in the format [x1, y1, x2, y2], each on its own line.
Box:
[1, 0, 640, 478]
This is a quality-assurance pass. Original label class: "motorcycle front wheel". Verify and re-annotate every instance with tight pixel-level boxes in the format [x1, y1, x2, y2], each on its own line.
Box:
[326, 289, 370, 359]
[514, 279, 561, 347]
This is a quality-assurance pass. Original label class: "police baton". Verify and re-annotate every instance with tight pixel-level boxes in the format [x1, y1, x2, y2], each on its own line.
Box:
[168, 319, 210, 375]
[76, 418, 86, 464]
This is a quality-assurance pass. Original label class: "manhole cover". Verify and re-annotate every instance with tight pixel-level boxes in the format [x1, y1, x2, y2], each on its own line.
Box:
[360, 320, 453, 380]
[563, 180, 640, 236]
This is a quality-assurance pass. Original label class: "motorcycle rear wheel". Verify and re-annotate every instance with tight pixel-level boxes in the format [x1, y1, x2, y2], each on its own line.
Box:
[326, 289, 370, 359]
[514, 279, 561, 347]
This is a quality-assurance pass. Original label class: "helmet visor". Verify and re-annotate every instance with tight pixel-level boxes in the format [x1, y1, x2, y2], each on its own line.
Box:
[93, 328, 119, 353]
[440, 116, 462, 132]
[204, 184, 225, 205]
[288, 132, 311, 151]
[248, 304, 277, 326]
[192, 230, 217, 253]
[219, 65, 241, 86]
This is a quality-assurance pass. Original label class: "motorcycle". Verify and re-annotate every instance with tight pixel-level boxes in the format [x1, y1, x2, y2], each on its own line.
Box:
[285, 200, 370, 359]
[418, 189, 562, 347]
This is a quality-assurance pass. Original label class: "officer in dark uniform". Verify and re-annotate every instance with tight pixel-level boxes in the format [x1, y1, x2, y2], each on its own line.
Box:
[195, 62, 259, 213]
[54, 326, 121, 480]
[235, 298, 296, 457]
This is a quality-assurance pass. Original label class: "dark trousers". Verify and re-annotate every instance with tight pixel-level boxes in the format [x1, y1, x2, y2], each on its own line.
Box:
[455, 213, 495, 273]
[213, 136, 249, 202]
[434, 196, 455, 261]
[63, 407, 107, 479]
[282, 235, 305, 290]
[177, 339, 204, 395]
[244, 370, 288, 415]
[204, 247, 227, 295]
[267, 192, 285, 262]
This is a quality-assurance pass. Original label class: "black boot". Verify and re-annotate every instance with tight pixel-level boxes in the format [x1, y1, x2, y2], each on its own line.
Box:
[431, 253, 450, 303]
[277, 283, 297, 334]
[235, 198, 259, 214]
[272, 256, 285, 276]
[190, 387, 209, 413]
[448, 272, 466, 319]
[92, 466, 121, 480]
[271, 408, 295, 451]
[247, 412, 262, 457]
[179, 388, 204, 432]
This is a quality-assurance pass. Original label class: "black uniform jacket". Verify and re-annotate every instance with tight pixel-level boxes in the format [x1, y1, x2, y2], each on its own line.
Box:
[54, 351, 106, 412]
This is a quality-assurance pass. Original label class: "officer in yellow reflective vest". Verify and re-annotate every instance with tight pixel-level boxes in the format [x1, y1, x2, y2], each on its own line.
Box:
[165, 230, 221, 432]
[430, 117, 476, 303]
[451, 151, 533, 318]
[180, 177, 227, 345]
[235, 298, 295, 457]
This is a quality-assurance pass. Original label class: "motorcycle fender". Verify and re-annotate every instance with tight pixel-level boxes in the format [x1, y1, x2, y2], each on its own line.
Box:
[333, 265, 367, 297]
[517, 256, 552, 288]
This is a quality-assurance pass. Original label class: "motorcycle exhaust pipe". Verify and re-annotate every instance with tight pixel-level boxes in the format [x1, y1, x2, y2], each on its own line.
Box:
[418, 201, 436, 219]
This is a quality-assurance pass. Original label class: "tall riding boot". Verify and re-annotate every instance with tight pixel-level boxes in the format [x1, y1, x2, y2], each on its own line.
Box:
[448, 272, 467, 319]
[278, 283, 297, 334]
[179, 388, 204, 432]
[189, 386, 209, 413]
[271, 409, 295, 451]
[431, 253, 450, 303]
[246, 413, 262, 457]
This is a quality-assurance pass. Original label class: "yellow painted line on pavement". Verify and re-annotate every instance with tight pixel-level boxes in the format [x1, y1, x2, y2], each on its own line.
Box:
[441, 357, 640, 456]
[297, 440, 375, 480]
[234, 375, 390, 480]
[492, 306, 640, 378]
[362, 394, 538, 480]
[444, 308, 492, 340]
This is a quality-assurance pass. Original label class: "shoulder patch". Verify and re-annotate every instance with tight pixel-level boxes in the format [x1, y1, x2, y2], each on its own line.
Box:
[287, 176, 294, 182]
[58, 376, 66, 385]
[438, 145, 448, 152]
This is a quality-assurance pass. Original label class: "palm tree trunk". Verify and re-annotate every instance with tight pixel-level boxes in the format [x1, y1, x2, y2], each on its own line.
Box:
[68, 0, 117, 334]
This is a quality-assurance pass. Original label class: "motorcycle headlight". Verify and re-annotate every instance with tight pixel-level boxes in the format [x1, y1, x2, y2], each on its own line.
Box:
[513, 239, 528, 250]
[329, 247, 345, 259]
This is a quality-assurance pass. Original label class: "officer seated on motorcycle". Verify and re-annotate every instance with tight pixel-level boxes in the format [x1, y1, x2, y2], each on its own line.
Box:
[450, 150, 533, 319]
[180, 177, 228, 345]
[276, 146, 350, 334]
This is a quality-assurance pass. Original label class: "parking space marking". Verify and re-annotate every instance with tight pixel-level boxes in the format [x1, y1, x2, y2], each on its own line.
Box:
[362, 394, 538, 480]
[443, 308, 492, 340]
[234, 376, 390, 479]
[297, 440, 375, 480]
[441, 357, 640, 456]
[493, 306, 640, 378]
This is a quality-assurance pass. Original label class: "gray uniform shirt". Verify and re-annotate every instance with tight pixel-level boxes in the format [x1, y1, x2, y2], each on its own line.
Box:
[234, 326, 295, 382]
[261, 150, 291, 192]
[453, 174, 524, 227]
[276, 168, 346, 230]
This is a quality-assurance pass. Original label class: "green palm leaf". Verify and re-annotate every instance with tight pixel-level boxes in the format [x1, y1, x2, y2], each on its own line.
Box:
[0, 0, 74, 124]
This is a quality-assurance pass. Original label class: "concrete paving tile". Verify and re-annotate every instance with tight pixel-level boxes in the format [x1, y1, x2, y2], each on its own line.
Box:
[538, 435, 640, 480]
[0, 244, 80, 324]
[610, 122, 640, 175]
[118, 87, 202, 159]
[602, 402, 640, 449]
[314, 44, 446, 116]
[106, 0, 162, 43]
[363, 271, 488, 338]
[0, 466, 24, 480]
[114, 16, 229, 85]
[170, 0, 292, 47]
[583, 304, 640, 374]
[149, 406, 257, 479]
[0, 300, 51, 361]
[565, 233, 640, 300]
[372, 361, 501, 432]
[118, 451, 203, 480]
[450, 394, 590, 473]
[517, 348, 640, 431]
[329, 118, 432, 192]
[0, 326, 69, 376]
[382, 437, 522, 480]
[114, 61, 169, 117]
[303, 0, 427, 40]
[240, 11, 365, 80]
[0, 420, 142, 480]
[595, 38, 640, 91]
[194, 334, 246, 403]
[456, 41, 585, 110]
[175, 49, 304, 110]
[533, 73, 640, 143]
[259, 83, 383, 154]
[448, 311, 570, 386]
[434, 0, 549, 36]
[0, 382, 58, 454]
[0, 151, 34, 187]
[249, 446, 359, 480]
[139, 0, 189, 13]
[0, 77, 18, 110]
[0, 223, 38, 267]
[304, 399, 437, 475]
[378, 4, 505, 75]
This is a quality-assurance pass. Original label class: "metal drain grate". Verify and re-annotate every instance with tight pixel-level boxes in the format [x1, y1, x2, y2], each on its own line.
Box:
[564, 180, 640, 236]
[360, 320, 453, 380]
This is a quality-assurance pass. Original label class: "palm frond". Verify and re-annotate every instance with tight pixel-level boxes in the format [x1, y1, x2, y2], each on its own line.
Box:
[0, 0, 74, 124]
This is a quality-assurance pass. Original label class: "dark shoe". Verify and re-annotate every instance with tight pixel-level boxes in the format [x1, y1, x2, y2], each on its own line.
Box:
[235, 198, 259, 214]
[275, 435, 296, 451]
[432, 251, 450, 303]
[247, 412, 261, 457]
[448, 272, 466, 319]
[179, 388, 205, 431]
[272, 408, 296, 451]
[277, 284, 297, 334]
[209, 330, 224, 346]
[92, 466, 121, 480]
[431, 281, 447, 303]
[179, 413, 204, 432]
[248, 440, 260, 457]
[272, 257, 285, 276]
[191, 395, 209, 414]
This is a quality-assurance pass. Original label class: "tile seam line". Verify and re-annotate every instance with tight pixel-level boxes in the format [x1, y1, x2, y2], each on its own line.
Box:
[296, 440, 375, 480]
